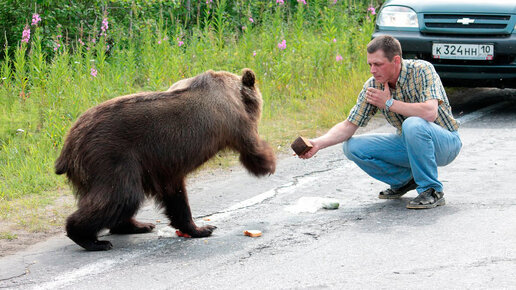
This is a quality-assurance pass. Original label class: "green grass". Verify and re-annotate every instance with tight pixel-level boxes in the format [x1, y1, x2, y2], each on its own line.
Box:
[0, 232, 18, 241]
[0, 3, 375, 229]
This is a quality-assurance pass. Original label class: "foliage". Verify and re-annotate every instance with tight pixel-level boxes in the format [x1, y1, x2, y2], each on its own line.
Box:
[0, 0, 377, 201]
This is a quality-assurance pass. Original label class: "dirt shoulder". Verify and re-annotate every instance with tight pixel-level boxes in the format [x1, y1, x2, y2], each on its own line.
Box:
[0, 191, 75, 257]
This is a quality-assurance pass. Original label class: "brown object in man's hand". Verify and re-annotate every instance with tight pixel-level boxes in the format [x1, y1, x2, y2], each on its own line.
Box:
[291, 136, 313, 156]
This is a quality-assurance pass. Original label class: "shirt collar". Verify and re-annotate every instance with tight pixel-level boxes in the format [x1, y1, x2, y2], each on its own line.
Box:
[397, 58, 409, 88]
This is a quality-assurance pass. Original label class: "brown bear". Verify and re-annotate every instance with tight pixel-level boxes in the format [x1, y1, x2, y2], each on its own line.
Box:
[55, 69, 276, 251]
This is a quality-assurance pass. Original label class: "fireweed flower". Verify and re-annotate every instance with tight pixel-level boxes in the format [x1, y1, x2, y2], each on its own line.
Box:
[54, 43, 61, 51]
[178, 40, 184, 47]
[333, 0, 337, 4]
[21, 26, 30, 43]
[78, 38, 85, 46]
[278, 39, 286, 50]
[91, 68, 98, 77]
[101, 18, 109, 36]
[368, 5, 376, 15]
[31, 13, 41, 26]
[336, 54, 343, 62]
[276, 0, 284, 5]
[249, 17, 254, 23]
[253, 51, 256, 57]
[102, 18, 108, 30]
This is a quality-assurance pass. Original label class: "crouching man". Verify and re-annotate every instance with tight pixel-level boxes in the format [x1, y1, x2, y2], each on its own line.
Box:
[300, 35, 462, 209]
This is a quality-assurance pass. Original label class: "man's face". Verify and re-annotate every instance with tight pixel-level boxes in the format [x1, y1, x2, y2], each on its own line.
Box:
[367, 50, 401, 84]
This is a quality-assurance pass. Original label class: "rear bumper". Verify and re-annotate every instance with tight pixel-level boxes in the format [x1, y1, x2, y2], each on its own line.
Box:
[372, 30, 516, 88]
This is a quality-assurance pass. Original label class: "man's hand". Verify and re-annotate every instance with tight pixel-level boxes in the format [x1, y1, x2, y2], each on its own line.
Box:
[298, 140, 320, 159]
[366, 82, 391, 109]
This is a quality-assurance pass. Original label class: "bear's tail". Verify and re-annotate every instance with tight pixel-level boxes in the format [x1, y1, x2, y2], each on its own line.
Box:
[54, 144, 71, 175]
[55, 155, 68, 175]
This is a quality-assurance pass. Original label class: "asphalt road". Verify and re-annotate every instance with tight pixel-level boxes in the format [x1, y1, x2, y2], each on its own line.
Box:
[1, 88, 515, 289]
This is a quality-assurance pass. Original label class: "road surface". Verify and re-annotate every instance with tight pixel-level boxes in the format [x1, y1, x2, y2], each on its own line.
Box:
[1, 88, 515, 289]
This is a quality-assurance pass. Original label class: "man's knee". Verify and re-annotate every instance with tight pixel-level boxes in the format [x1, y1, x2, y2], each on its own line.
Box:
[402, 117, 428, 136]
[342, 139, 358, 160]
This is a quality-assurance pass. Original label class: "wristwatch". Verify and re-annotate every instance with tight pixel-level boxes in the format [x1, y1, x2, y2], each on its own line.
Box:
[385, 98, 394, 112]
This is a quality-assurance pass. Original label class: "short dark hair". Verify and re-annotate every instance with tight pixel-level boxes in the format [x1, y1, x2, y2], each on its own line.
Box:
[367, 35, 402, 61]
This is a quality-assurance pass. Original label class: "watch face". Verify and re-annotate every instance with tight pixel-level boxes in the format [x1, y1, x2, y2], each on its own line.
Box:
[386, 98, 393, 111]
[386, 98, 393, 106]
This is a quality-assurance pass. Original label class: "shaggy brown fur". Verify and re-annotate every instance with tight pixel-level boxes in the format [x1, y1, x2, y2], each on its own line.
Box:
[55, 69, 276, 251]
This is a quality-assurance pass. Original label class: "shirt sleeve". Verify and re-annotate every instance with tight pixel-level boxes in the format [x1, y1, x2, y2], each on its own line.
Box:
[417, 62, 445, 105]
[347, 77, 378, 127]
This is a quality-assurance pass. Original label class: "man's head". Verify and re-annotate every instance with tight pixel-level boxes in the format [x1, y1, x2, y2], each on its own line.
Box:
[366, 35, 402, 85]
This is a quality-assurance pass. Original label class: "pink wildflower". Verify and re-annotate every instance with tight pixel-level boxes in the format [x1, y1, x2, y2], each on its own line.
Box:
[333, 0, 337, 4]
[336, 54, 343, 62]
[278, 39, 286, 50]
[178, 40, 184, 47]
[21, 26, 30, 43]
[102, 18, 109, 31]
[100, 18, 109, 36]
[368, 5, 376, 15]
[31, 13, 41, 26]
[333, 38, 337, 43]
[298, 0, 307, 4]
[158, 40, 162, 44]
[276, 0, 284, 4]
[54, 43, 61, 51]
[91, 68, 98, 77]
[253, 51, 256, 57]
[249, 17, 254, 23]
[78, 38, 85, 46]
[206, 0, 212, 4]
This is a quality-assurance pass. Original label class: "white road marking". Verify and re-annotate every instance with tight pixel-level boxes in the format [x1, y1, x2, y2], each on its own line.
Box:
[32, 257, 130, 290]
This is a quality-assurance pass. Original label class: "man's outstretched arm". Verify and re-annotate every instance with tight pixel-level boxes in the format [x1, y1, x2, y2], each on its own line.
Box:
[299, 120, 358, 159]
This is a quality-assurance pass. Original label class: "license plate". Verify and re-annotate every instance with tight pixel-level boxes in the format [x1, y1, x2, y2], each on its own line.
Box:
[432, 43, 494, 60]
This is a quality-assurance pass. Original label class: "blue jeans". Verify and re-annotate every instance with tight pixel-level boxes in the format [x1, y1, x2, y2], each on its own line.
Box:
[342, 117, 462, 193]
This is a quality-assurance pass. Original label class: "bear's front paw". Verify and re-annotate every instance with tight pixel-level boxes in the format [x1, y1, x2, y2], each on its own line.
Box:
[188, 225, 217, 238]
[240, 141, 277, 176]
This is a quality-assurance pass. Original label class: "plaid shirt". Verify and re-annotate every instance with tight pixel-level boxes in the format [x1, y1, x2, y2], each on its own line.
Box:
[347, 59, 459, 134]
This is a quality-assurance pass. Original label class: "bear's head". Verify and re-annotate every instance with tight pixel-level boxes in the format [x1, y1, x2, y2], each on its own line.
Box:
[167, 68, 263, 123]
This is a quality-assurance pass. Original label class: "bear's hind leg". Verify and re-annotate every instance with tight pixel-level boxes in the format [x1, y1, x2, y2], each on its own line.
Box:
[67, 165, 145, 250]
[110, 218, 155, 234]
[160, 179, 216, 238]
[66, 210, 113, 251]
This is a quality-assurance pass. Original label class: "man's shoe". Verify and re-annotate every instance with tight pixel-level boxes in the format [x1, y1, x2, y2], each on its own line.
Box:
[378, 178, 417, 199]
[406, 188, 445, 209]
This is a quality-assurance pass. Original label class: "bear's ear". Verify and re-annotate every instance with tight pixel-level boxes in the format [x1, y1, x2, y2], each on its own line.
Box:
[241, 68, 255, 88]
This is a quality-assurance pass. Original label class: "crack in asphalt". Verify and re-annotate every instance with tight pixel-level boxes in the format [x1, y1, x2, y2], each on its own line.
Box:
[0, 261, 35, 287]
[194, 167, 336, 220]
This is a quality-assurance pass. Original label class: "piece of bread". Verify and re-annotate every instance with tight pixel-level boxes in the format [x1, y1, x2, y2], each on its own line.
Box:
[291, 136, 313, 155]
[244, 230, 262, 237]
